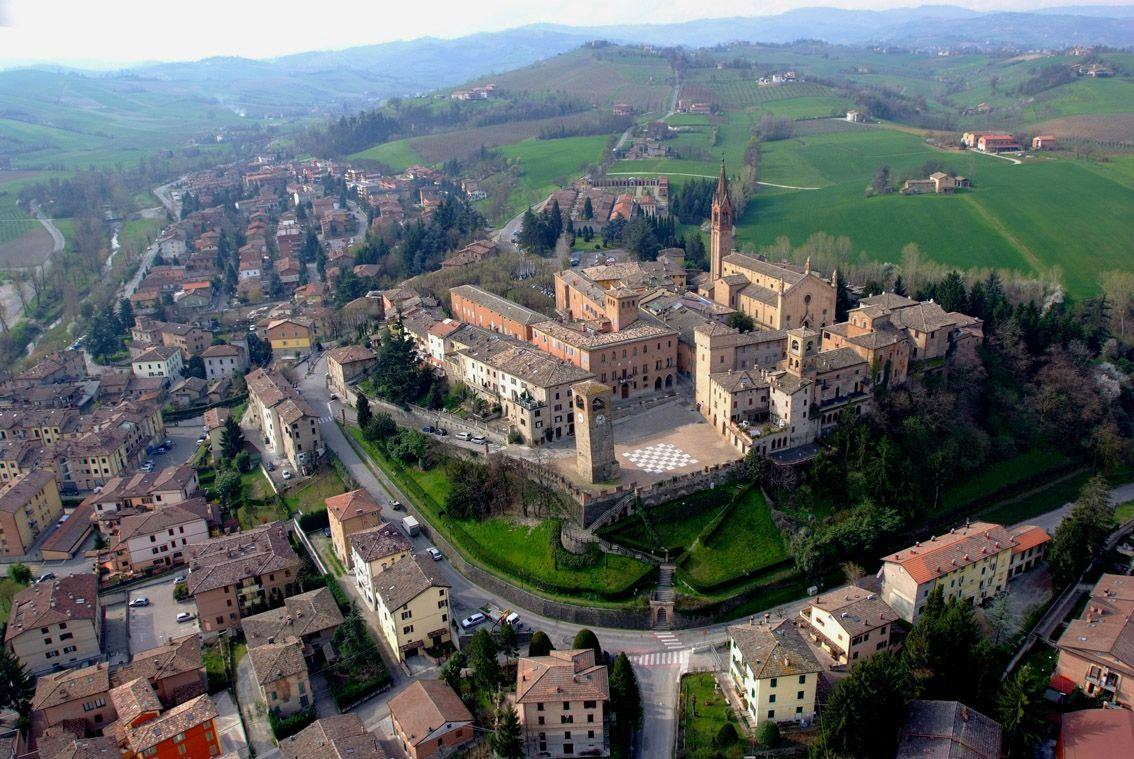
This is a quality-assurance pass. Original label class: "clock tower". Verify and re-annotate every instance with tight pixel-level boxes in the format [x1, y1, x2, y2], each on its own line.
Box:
[572, 380, 618, 484]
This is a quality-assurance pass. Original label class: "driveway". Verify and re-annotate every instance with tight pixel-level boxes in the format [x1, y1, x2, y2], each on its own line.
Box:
[213, 691, 251, 759]
[235, 651, 276, 756]
[128, 575, 199, 654]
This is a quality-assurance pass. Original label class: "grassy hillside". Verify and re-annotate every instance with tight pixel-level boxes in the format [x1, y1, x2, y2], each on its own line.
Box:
[472, 46, 673, 113]
[733, 127, 1134, 296]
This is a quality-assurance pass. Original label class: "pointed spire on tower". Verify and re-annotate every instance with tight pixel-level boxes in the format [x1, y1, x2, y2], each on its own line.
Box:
[831, 268, 839, 288]
[804, 256, 811, 274]
[716, 159, 729, 199]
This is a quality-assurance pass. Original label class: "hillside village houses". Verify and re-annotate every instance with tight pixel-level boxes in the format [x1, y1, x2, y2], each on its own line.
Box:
[728, 619, 822, 727]
[880, 520, 1051, 623]
[185, 522, 304, 634]
[5, 573, 101, 675]
[350, 522, 414, 607]
[514, 648, 610, 757]
[325, 488, 386, 569]
[389, 679, 475, 759]
[130, 345, 184, 380]
[0, 470, 63, 556]
[799, 585, 899, 665]
[1054, 573, 1134, 707]
[246, 367, 323, 472]
[370, 554, 452, 661]
[200, 342, 248, 381]
[325, 344, 376, 400]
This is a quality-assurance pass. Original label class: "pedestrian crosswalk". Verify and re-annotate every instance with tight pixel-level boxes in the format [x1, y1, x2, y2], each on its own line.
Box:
[319, 415, 333, 423]
[655, 631, 683, 649]
[630, 649, 689, 667]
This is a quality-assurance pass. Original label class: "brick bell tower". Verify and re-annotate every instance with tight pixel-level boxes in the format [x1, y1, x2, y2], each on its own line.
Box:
[572, 380, 618, 484]
[710, 159, 734, 282]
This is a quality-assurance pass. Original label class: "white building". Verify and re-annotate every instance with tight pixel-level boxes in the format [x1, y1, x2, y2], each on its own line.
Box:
[200, 343, 248, 381]
[131, 346, 184, 379]
[350, 524, 413, 612]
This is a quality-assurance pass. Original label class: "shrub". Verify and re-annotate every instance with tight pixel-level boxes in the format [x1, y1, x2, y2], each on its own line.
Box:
[715, 722, 740, 749]
[528, 631, 554, 657]
[297, 510, 330, 531]
[268, 706, 316, 740]
[571, 629, 603, 662]
[8, 563, 31, 585]
[756, 720, 780, 747]
[323, 574, 353, 614]
[173, 582, 189, 601]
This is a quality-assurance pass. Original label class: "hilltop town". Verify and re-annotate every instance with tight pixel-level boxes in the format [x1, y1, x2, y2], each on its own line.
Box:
[0, 13, 1132, 759]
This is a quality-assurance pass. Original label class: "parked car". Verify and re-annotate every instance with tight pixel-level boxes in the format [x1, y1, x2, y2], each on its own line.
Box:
[129, 597, 150, 608]
[471, 435, 487, 445]
[163, 439, 173, 449]
[391, 500, 404, 511]
[282, 470, 293, 480]
[196, 435, 207, 444]
[322, 527, 331, 538]
[174, 575, 186, 584]
[176, 612, 195, 623]
[35, 572, 56, 584]
[421, 425, 436, 434]
[435, 428, 448, 437]
[428, 547, 443, 561]
[455, 431, 472, 441]
[266, 462, 276, 472]
[460, 613, 487, 630]
[153, 446, 167, 455]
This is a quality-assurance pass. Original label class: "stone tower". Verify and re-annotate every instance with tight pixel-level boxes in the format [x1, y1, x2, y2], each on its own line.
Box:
[572, 380, 619, 484]
[785, 327, 819, 377]
[710, 160, 734, 282]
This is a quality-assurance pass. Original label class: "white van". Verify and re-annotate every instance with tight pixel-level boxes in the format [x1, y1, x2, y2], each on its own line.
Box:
[504, 612, 520, 627]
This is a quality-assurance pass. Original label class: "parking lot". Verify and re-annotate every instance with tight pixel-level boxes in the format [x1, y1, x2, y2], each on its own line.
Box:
[128, 574, 199, 654]
[141, 419, 206, 472]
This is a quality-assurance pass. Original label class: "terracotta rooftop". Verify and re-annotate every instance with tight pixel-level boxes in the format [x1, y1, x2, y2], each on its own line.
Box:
[122, 693, 218, 753]
[374, 555, 450, 612]
[881, 521, 1017, 585]
[110, 634, 203, 691]
[388, 679, 473, 747]
[516, 649, 609, 704]
[242, 587, 343, 649]
[32, 662, 110, 710]
[5, 573, 98, 642]
[248, 637, 307, 685]
[278, 713, 387, 759]
[36, 734, 120, 759]
[325, 489, 383, 523]
[809, 586, 899, 638]
[0, 470, 56, 515]
[326, 345, 376, 366]
[1009, 524, 1051, 554]
[450, 284, 550, 326]
[116, 501, 210, 542]
[533, 316, 676, 350]
[109, 677, 162, 727]
[1056, 573, 1134, 670]
[1059, 708, 1134, 759]
[350, 523, 413, 563]
[185, 522, 300, 595]
[728, 620, 822, 679]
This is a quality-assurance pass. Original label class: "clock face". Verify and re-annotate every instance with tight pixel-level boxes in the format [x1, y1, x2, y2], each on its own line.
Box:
[595, 414, 605, 426]
[577, 412, 584, 425]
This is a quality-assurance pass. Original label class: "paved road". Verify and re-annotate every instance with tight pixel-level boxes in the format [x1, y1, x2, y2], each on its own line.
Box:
[298, 356, 686, 753]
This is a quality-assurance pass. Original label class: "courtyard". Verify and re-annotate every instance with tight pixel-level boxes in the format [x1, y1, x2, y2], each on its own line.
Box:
[128, 574, 200, 654]
[546, 399, 741, 490]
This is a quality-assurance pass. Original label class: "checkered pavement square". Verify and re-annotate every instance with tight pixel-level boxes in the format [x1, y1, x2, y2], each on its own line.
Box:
[622, 443, 698, 474]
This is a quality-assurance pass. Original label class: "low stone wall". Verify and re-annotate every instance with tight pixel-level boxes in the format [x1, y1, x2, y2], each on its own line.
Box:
[586, 461, 743, 529]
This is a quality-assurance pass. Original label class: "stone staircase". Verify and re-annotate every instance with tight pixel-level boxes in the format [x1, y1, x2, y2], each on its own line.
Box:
[651, 564, 677, 629]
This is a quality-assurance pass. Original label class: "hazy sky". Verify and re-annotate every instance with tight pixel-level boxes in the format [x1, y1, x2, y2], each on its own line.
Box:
[0, 0, 1129, 67]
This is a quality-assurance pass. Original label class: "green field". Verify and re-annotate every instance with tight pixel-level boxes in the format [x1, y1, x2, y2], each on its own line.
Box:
[679, 673, 743, 756]
[345, 425, 652, 603]
[281, 470, 346, 515]
[679, 487, 789, 591]
[497, 135, 608, 215]
[597, 486, 737, 556]
[731, 128, 1134, 296]
[352, 138, 424, 171]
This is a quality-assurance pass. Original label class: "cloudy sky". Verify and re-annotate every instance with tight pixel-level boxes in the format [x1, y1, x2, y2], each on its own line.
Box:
[0, 0, 1128, 67]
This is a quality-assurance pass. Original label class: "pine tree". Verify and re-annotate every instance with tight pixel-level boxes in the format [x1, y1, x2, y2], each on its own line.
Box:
[466, 628, 500, 692]
[0, 647, 34, 718]
[817, 651, 910, 758]
[356, 394, 372, 429]
[582, 196, 593, 220]
[491, 705, 523, 759]
[892, 275, 907, 296]
[220, 416, 245, 461]
[609, 653, 642, 738]
[116, 297, 135, 329]
[997, 667, 1047, 758]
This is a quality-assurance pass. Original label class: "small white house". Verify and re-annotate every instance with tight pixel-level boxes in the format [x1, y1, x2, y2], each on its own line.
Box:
[131, 345, 183, 379]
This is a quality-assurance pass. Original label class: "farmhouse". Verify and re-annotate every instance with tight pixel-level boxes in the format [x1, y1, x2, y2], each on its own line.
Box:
[976, 134, 1022, 153]
[1032, 135, 1058, 150]
[902, 172, 960, 194]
